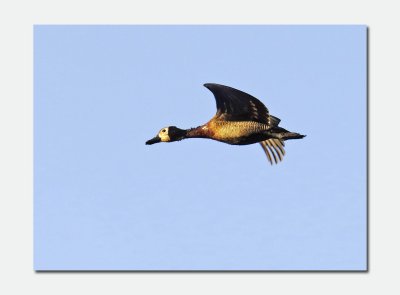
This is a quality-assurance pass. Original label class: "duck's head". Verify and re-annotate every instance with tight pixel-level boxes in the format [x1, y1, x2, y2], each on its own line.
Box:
[146, 126, 187, 145]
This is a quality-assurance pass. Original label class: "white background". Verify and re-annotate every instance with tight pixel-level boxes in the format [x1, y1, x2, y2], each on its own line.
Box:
[0, 0, 399, 294]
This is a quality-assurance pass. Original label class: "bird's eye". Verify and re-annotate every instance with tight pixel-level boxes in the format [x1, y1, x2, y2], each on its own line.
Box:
[162, 129, 166, 133]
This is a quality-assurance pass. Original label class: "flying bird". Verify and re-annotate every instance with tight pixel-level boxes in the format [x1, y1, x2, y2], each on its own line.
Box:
[146, 83, 305, 164]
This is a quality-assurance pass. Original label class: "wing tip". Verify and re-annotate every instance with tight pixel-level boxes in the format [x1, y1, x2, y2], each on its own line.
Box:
[260, 139, 286, 165]
[203, 83, 245, 95]
[203, 83, 219, 90]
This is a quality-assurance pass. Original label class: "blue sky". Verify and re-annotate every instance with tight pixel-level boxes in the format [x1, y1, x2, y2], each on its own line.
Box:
[34, 25, 366, 270]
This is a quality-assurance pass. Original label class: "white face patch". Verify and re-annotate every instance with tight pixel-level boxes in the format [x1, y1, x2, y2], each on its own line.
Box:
[158, 127, 170, 142]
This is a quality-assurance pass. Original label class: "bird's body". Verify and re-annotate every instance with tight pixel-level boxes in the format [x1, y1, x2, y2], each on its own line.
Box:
[206, 120, 270, 144]
[186, 120, 273, 145]
[146, 83, 305, 164]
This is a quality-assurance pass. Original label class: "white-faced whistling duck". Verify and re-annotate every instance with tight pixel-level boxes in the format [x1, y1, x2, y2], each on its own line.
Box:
[146, 83, 305, 164]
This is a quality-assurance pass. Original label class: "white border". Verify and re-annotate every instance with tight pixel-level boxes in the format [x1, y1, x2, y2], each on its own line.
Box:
[1, 0, 399, 294]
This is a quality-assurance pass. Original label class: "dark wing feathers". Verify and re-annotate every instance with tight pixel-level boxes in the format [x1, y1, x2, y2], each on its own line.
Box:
[204, 83, 286, 164]
[260, 141, 273, 164]
[259, 139, 286, 165]
[204, 83, 276, 125]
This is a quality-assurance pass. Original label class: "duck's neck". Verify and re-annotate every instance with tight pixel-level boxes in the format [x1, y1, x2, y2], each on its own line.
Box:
[185, 125, 209, 138]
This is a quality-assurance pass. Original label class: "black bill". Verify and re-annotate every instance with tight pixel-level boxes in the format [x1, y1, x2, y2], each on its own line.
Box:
[146, 136, 161, 145]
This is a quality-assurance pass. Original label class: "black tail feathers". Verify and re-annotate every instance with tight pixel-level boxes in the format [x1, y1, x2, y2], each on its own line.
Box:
[271, 127, 306, 140]
[281, 132, 306, 140]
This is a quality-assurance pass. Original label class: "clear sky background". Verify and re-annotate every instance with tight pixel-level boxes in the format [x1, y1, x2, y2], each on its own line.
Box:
[34, 25, 366, 270]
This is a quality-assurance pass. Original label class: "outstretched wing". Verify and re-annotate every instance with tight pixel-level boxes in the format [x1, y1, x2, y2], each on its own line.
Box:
[259, 139, 286, 165]
[204, 83, 278, 126]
